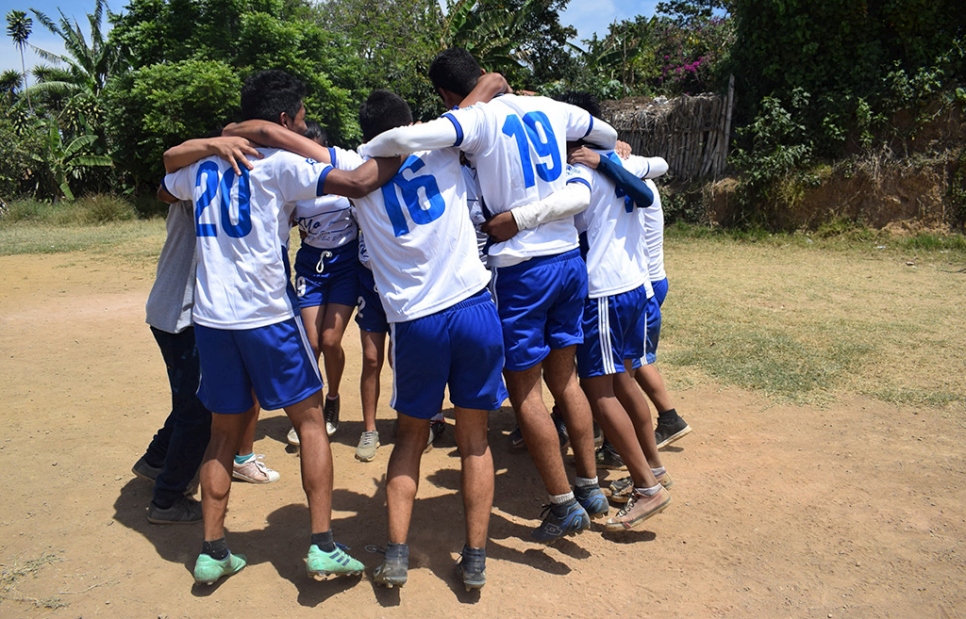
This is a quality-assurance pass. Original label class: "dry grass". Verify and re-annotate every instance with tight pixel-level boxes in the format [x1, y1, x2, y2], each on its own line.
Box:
[660, 230, 966, 410]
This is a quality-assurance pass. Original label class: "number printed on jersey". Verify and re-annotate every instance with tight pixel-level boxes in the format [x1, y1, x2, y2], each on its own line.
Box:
[194, 161, 253, 238]
[501, 111, 562, 189]
[380, 155, 445, 237]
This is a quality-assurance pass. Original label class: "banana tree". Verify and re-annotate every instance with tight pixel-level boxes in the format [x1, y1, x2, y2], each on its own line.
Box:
[31, 119, 112, 201]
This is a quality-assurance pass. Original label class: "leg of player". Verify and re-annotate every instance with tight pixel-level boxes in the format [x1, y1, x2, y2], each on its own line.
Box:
[616, 364, 665, 471]
[582, 376, 657, 489]
[286, 393, 364, 579]
[356, 329, 385, 462]
[453, 406, 493, 590]
[287, 304, 323, 447]
[635, 364, 691, 447]
[194, 409, 249, 585]
[373, 413, 430, 588]
[319, 302, 353, 399]
[504, 366, 590, 542]
[542, 346, 598, 481]
[232, 403, 280, 484]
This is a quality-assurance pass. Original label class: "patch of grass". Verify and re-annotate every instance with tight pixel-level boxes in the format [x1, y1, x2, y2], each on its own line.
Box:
[0, 552, 67, 610]
[2, 194, 140, 225]
[0, 218, 166, 258]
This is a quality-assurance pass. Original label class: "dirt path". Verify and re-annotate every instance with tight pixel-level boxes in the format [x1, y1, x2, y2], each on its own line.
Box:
[1, 251, 963, 618]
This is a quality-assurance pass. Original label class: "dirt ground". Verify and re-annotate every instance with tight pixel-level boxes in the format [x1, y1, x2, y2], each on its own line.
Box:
[1, 250, 964, 619]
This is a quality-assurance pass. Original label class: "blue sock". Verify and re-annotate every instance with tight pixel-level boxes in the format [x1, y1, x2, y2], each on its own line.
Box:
[234, 452, 253, 465]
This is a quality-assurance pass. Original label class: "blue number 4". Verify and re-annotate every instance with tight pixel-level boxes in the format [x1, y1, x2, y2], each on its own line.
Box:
[381, 156, 445, 237]
[194, 162, 253, 238]
[501, 111, 562, 188]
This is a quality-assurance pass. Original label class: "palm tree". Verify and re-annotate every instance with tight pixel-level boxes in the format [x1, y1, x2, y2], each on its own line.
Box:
[440, 0, 537, 74]
[28, 0, 120, 101]
[5, 10, 33, 112]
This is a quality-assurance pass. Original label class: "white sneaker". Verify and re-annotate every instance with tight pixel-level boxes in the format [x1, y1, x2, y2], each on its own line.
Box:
[232, 454, 280, 483]
[287, 427, 300, 446]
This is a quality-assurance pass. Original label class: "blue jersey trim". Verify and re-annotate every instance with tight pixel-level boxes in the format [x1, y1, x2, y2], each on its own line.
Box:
[316, 166, 333, 197]
[442, 113, 464, 147]
[328, 147, 337, 168]
[160, 177, 172, 198]
[567, 177, 592, 190]
[582, 114, 594, 139]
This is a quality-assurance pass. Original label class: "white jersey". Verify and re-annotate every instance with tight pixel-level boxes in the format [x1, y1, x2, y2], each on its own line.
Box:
[295, 147, 357, 249]
[462, 164, 489, 265]
[643, 179, 666, 282]
[572, 152, 654, 299]
[162, 148, 328, 329]
[333, 147, 490, 323]
[441, 94, 597, 267]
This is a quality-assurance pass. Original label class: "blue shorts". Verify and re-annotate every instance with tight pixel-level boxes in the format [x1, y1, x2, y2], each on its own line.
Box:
[355, 267, 389, 334]
[194, 317, 323, 414]
[491, 249, 587, 372]
[643, 293, 662, 365]
[577, 285, 647, 378]
[652, 277, 669, 307]
[294, 240, 360, 309]
[390, 289, 508, 418]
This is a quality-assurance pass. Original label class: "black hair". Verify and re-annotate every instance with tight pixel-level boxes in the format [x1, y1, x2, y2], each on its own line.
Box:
[359, 90, 413, 142]
[240, 70, 305, 123]
[428, 47, 481, 97]
[304, 119, 328, 145]
[554, 91, 602, 119]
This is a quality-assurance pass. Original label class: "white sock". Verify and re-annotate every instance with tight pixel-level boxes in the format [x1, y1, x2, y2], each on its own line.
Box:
[575, 476, 598, 488]
[550, 491, 575, 505]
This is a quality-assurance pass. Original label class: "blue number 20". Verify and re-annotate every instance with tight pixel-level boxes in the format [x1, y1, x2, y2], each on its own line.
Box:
[501, 111, 562, 188]
[381, 155, 445, 237]
[194, 161, 253, 238]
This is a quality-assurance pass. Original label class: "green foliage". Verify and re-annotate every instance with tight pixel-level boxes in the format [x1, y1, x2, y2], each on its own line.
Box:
[6, 9, 33, 111]
[948, 147, 966, 229]
[28, 117, 113, 201]
[1, 194, 135, 224]
[104, 59, 242, 189]
[0, 115, 43, 199]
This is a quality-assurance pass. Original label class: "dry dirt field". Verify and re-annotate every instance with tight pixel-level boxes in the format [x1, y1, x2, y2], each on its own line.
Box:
[1, 245, 965, 619]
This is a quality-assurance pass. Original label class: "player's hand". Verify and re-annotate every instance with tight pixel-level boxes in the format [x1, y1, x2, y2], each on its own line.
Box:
[569, 146, 601, 169]
[481, 212, 519, 243]
[615, 140, 632, 159]
[210, 136, 262, 175]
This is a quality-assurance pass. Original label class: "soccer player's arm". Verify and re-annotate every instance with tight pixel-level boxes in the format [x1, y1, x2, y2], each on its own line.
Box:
[162, 137, 261, 174]
[571, 148, 666, 208]
[459, 72, 511, 107]
[561, 102, 618, 151]
[157, 165, 196, 206]
[222, 120, 332, 164]
[481, 168, 592, 242]
[357, 117, 461, 157]
[322, 157, 405, 199]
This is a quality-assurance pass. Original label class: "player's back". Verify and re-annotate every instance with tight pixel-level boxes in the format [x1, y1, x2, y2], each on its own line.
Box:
[163, 148, 328, 329]
[442, 94, 596, 264]
[573, 152, 653, 299]
[347, 147, 490, 323]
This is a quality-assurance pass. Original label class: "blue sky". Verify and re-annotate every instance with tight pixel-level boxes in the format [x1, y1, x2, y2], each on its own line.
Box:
[0, 0, 661, 74]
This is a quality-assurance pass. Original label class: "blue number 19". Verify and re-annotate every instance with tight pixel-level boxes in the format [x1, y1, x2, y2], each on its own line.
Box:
[501, 111, 562, 188]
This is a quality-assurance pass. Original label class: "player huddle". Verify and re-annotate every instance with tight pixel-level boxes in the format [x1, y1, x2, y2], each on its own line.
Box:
[136, 47, 692, 593]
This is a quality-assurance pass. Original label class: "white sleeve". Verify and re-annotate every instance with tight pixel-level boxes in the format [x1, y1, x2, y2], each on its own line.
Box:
[358, 117, 461, 158]
[275, 152, 334, 203]
[629, 156, 669, 179]
[558, 101, 618, 150]
[330, 146, 366, 171]
[510, 168, 592, 231]
[161, 164, 198, 202]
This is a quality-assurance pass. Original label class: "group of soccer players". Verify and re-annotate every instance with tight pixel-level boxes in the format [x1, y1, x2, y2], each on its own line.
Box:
[136, 46, 691, 592]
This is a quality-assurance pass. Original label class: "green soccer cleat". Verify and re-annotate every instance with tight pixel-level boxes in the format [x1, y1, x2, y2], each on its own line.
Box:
[306, 544, 364, 580]
[193, 552, 247, 585]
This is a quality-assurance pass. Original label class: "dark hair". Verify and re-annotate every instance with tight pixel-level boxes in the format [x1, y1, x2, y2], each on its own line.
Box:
[240, 70, 305, 123]
[304, 119, 328, 145]
[428, 47, 481, 97]
[554, 91, 602, 119]
[359, 90, 413, 142]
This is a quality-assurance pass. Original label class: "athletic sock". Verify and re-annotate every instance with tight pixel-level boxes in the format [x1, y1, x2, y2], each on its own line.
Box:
[549, 491, 575, 505]
[634, 483, 663, 497]
[234, 452, 254, 465]
[657, 408, 680, 425]
[311, 531, 336, 552]
[575, 476, 599, 488]
[202, 538, 229, 560]
[650, 466, 666, 477]
[385, 543, 408, 560]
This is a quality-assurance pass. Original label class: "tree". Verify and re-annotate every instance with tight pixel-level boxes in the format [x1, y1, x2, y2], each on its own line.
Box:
[5, 10, 33, 112]
[31, 117, 112, 201]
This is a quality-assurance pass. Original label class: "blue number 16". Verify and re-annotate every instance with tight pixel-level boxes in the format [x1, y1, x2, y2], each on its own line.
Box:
[381, 155, 445, 237]
[501, 111, 562, 188]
